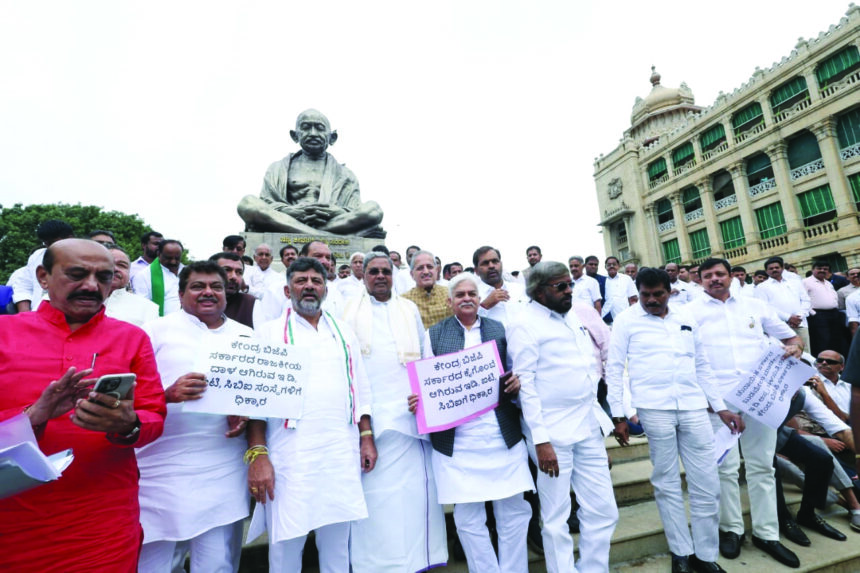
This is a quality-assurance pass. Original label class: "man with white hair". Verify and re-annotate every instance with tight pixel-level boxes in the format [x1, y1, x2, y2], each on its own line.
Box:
[508, 261, 618, 572]
[411, 272, 533, 573]
[403, 250, 453, 328]
[244, 243, 284, 300]
[343, 252, 448, 572]
[338, 252, 366, 300]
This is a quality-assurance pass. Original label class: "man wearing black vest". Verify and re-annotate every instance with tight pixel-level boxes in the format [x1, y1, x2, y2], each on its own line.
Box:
[411, 272, 534, 573]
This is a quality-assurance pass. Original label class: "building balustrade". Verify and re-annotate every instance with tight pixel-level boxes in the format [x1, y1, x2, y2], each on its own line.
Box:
[702, 141, 729, 162]
[657, 219, 676, 233]
[803, 219, 839, 239]
[648, 173, 670, 190]
[714, 194, 738, 210]
[734, 122, 767, 145]
[684, 208, 704, 222]
[760, 234, 789, 251]
[724, 245, 748, 259]
[748, 178, 776, 197]
[820, 69, 860, 99]
[774, 97, 812, 124]
[841, 142, 860, 161]
[790, 158, 825, 180]
[673, 160, 697, 177]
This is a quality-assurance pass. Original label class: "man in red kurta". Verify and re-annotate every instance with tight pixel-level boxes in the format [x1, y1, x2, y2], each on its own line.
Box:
[0, 238, 167, 572]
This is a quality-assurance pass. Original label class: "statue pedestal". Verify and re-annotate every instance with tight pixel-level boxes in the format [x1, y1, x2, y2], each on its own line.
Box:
[242, 232, 385, 273]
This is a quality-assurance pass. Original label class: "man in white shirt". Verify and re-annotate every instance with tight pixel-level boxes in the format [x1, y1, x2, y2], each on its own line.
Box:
[730, 266, 757, 299]
[244, 243, 284, 300]
[103, 244, 158, 327]
[568, 256, 602, 313]
[837, 268, 860, 310]
[756, 256, 812, 350]
[808, 350, 851, 422]
[601, 255, 637, 323]
[137, 261, 252, 573]
[847, 289, 860, 337]
[129, 231, 163, 282]
[521, 245, 542, 284]
[508, 261, 618, 573]
[665, 262, 693, 307]
[131, 239, 185, 316]
[608, 267, 742, 573]
[688, 258, 804, 568]
[247, 257, 375, 573]
[342, 252, 448, 572]
[337, 252, 366, 301]
[10, 219, 74, 312]
[473, 245, 527, 326]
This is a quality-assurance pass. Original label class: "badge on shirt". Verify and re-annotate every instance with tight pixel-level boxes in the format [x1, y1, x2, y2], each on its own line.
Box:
[680, 325, 692, 332]
[749, 316, 755, 328]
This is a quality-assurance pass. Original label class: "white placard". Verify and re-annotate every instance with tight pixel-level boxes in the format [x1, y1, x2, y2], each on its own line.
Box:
[182, 337, 309, 419]
[724, 345, 816, 429]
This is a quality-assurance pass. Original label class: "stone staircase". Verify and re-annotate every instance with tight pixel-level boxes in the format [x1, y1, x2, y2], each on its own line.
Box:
[237, 434, 860, 572]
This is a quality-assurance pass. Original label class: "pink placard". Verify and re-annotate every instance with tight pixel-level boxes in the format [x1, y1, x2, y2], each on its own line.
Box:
[407, 340, 503, 434]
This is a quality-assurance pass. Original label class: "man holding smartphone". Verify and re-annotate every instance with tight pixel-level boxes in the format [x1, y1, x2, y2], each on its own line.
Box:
[0, 238, 167, 573]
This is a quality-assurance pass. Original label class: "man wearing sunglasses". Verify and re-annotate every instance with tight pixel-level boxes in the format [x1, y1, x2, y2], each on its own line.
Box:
[508, 261, 618, 573]
[809, 351, 850, 423]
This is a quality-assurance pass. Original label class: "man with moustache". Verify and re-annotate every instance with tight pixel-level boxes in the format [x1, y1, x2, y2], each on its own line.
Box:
[508, 261, 618, 573]
[137, 261, 253, 573]
[130, 230, 164, 281]
[132, 239, 185, 316]
[411, 272, 533, 573]
[343, 252, 448, 572]
[338, 252, 366, 300]
[247, 257, 375, 572]
[210, 251, 259, 328]
[474, 246, 527, 326]
[601, 255, 637, 323]
[568, 256, 602, 314]
[0, 238, 166, 572]
[104, 244, 159, 327]
[279, 244, 299, 269]
[521, 245, 542, 284]
[665, 262, 693, 307]
[403, 250, 453, 328]
[688, 258, 803, 567]
[608, 267, 743, 573]
[244, 243, 284, 300]
[624, 262, 638, 280]
[756, 256, 811, 351]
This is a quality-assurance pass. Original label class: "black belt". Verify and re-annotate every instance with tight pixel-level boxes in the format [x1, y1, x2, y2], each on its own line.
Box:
[812, 308, 839, 312]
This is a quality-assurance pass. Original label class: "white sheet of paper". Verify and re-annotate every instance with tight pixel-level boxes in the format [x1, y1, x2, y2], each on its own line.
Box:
[712, 425, 740, 466]
[0, 414, 75, 499]
[724, 345, 816, 429]
[182, 337, 310, 419]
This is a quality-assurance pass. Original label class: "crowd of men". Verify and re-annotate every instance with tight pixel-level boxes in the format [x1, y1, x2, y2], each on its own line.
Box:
[2, 219, 860, 573]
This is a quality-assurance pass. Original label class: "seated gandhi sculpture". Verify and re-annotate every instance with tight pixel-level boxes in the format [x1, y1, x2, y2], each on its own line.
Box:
[238, 109, 385, 237]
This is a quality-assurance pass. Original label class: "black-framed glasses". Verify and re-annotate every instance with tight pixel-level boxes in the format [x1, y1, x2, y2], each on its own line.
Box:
[367, 267, 392, 276]
[545, 280, 574, 292]
[815, 358, 842, 365]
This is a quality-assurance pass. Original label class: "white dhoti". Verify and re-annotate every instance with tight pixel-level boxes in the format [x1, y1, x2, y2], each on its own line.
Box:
[350, 430, 448, 572]
[435, 411, 534, 573]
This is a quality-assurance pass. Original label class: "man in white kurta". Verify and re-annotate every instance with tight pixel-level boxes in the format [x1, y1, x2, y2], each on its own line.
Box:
[688, 258, 803, 567]
[473, 246, 527, 326]
[137, 262, 252, 573]
[417, 273, 533, 573]
[247, 257, 374, 573]
[244, 243, 285, 300]
[607, 267, 743, 573]
[508, 261, 618, 573]
[342, 252, 448, 572]
[103, 245, 159, 327]
[601, 256, 637, 323]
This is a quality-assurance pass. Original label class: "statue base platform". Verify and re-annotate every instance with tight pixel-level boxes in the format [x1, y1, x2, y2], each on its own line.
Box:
[242, 232, 385, 273]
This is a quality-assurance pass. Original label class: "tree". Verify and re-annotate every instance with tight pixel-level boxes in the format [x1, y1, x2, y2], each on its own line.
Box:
[0, 203, 155, 284]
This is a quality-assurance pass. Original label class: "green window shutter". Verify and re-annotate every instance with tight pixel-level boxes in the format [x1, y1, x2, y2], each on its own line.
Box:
[770, 76, 808, 108]
[732, 102, 763, 131]
[662, 239, 681, 264]
[797, 184, 836, 219]
[700, 123, 727, 151]
[719, 217, 746, 249]
[837, 108, 860, 149]
[648, 158, 668, 180]
[672, 142, 695, 166]
[656, 198, 672, 216]
[682, 187, 700, 205]
[816, 45, 860, 86]
[689, 229, 711, 259]
[755, 203, 787, 239]
[848, 173, 860, 205]
[746, 152, 772, 176]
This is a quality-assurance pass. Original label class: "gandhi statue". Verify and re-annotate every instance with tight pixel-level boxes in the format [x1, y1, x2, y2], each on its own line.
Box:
[238, 109, 385, 237]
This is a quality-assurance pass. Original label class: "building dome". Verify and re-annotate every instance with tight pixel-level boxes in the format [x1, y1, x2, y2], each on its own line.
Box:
[628, 66, 701, 140]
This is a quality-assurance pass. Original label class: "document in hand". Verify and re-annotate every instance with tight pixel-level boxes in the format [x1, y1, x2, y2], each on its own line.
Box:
[0, 413, 74, 500]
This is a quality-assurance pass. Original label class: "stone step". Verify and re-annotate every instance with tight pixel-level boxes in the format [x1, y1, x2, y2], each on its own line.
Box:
[604, 434, 651, 464]
[610, 458, 685, 506]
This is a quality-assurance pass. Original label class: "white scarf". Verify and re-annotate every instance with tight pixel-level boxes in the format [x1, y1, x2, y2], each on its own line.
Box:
[342, 290, 421, 364]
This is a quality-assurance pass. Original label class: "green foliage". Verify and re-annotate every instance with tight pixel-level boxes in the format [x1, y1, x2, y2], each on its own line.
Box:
[0, 203, 154, 284]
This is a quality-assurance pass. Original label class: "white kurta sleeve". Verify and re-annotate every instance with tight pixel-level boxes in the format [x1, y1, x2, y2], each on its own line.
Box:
[507, 320, 549, 445]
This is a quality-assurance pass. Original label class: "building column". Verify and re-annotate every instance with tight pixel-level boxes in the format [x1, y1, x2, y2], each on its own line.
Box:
[728, 162, 761, 258]
[802, 66, 821, 104]
[765, 142, 804, 239]
[721, 119, 736, 151]
[670, 191, 694, 262]
[759, 95, 775, 126]
[696, 179, 723, 257]
[811, 117, 860, 233]
[643, 205, 662, 266]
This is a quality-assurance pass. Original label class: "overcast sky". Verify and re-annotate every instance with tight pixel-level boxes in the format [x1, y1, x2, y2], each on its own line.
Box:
[1, 1, 854, 270]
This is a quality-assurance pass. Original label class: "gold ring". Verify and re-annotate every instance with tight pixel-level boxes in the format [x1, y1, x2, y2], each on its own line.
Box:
[114, 400, 121, 409]
[251, 487, 258, 492]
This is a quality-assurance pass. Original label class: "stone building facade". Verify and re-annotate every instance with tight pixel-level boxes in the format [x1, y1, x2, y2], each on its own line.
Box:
[593, 4, 860, 273]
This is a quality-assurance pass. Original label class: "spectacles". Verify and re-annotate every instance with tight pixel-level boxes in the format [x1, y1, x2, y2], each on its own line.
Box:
[367, 268, 392, 276]
[815, 358, 842, 365]
[545, 280, 574, 292]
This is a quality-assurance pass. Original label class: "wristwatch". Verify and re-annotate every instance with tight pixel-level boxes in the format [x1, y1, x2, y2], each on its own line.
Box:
[108, 416, 141, 443]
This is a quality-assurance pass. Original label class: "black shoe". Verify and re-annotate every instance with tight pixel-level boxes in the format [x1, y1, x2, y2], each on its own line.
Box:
[567, 511, 580, 534]
[526, 517, 544, 555]
[797, 512, 847, 541]
[718, 530, 744, 559]
[780, 518, 811, 546]
[689, 555, 726, 573]
[671, 553, 692, 573]
[751, 535, 800, 568]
